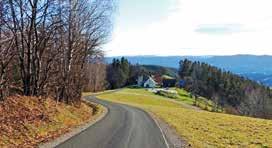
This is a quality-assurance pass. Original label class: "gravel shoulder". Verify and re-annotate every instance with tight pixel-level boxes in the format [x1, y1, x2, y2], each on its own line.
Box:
[39, 100, 108, 148]
[149, 112, 190, 148]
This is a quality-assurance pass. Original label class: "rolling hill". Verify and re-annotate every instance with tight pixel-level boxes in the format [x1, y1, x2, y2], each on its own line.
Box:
[137, 65, 178, 78]
[106, 55, 272, 86]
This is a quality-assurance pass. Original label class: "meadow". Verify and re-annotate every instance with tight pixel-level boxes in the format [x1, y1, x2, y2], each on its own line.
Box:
[97, 88, 272, 148]
[175, 88, 223, 112]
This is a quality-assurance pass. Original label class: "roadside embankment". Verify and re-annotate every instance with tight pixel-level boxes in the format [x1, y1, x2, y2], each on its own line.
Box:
[0, 95, 106, 147]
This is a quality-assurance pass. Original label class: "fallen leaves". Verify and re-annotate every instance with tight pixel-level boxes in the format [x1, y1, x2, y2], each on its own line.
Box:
[0, 96, 93, 147]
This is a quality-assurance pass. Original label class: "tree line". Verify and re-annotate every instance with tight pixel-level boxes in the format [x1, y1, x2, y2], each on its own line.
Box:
[106, 57, 130, 89]
[179, 59, 272, 119]
[105, 57, 177, 89]
[0, 0, 114, 103]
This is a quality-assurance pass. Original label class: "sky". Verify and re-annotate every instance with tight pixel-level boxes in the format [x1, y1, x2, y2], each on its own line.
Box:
[103, 0, 272, 56]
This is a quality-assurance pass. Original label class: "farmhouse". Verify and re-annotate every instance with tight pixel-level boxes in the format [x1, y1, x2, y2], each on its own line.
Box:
[162, 75, 177, 87]
[137, 75, 157, 88]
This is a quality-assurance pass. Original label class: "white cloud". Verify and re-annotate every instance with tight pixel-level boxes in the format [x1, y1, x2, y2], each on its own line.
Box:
[104, 0, 272, 56]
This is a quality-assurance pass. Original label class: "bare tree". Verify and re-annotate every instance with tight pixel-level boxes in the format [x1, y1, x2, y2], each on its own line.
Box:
[0, 0, 114, 103]
[0, 1, 17, 100]
[53, 0, 114, 103]
[6, 0, 61, 96]
[84, 56, 107, 92]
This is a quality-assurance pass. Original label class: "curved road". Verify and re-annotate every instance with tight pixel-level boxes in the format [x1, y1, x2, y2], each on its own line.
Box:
[56, 96, 168, 148]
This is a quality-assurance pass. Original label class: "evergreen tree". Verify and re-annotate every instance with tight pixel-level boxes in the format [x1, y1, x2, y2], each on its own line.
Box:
[179, 59, 272, 118]
[106, 57, 130, 89]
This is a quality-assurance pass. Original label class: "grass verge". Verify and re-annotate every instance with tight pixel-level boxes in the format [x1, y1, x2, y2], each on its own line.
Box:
[97, 88, 272, 147]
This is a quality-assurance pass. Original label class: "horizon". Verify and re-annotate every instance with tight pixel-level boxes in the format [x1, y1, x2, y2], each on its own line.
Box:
[104, 0, 272, 57]
[105, 54, 272, 57]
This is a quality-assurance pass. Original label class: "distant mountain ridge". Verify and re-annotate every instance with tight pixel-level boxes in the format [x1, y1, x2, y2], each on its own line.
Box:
[106, 55, 272, 86]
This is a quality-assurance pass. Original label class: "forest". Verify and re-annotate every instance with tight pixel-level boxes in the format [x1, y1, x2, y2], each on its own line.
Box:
[179, 59, 272, 119]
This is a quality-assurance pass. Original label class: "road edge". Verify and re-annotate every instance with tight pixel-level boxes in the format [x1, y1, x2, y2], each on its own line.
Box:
[148, 112, 170, 148]
[39, 97, 108, 148]
[148, 112, 189, 148]
[95, 93, 189, 148]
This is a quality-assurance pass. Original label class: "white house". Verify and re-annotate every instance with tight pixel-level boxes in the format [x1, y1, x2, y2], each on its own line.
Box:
[137, 75, 157, 88]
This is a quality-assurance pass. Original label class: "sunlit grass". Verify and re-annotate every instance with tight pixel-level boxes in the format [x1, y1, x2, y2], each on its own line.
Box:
[97, 88, 272, 147]
[175, 88, 221, 112]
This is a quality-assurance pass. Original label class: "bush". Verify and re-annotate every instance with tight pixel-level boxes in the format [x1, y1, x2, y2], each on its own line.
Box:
[156, 90, 178, 99]
[127, 85, 141, 89]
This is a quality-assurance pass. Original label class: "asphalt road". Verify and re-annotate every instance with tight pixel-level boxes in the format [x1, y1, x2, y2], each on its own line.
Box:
[56, 96, 168, 148]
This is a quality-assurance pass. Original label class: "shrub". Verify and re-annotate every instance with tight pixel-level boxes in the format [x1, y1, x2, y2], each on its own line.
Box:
[156, 90, 178, 99]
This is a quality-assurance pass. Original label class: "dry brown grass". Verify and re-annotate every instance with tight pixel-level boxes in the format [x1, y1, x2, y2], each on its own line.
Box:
[0, 96, 94, 147]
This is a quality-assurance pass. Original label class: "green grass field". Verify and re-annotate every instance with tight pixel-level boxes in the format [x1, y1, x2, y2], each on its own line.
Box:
[174, 88, 221, 112]
[97, 88, 272, 148]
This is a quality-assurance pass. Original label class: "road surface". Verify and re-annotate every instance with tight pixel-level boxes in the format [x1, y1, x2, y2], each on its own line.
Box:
[56, 96, 168, 148]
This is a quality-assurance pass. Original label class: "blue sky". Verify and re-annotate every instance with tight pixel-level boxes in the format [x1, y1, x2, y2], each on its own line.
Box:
[104, 0, 272, 56]
[115, 0, 177, 30]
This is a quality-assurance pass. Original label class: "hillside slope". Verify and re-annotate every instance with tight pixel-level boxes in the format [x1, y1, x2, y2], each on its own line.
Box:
[138, 65, 178, 78]
[0, 96, 96, 147]
[97, 88, 272, 147]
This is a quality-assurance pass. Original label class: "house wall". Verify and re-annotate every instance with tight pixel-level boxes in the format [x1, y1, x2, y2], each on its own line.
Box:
[144, 79, 156, 88]
[162, 79, 176, 87]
